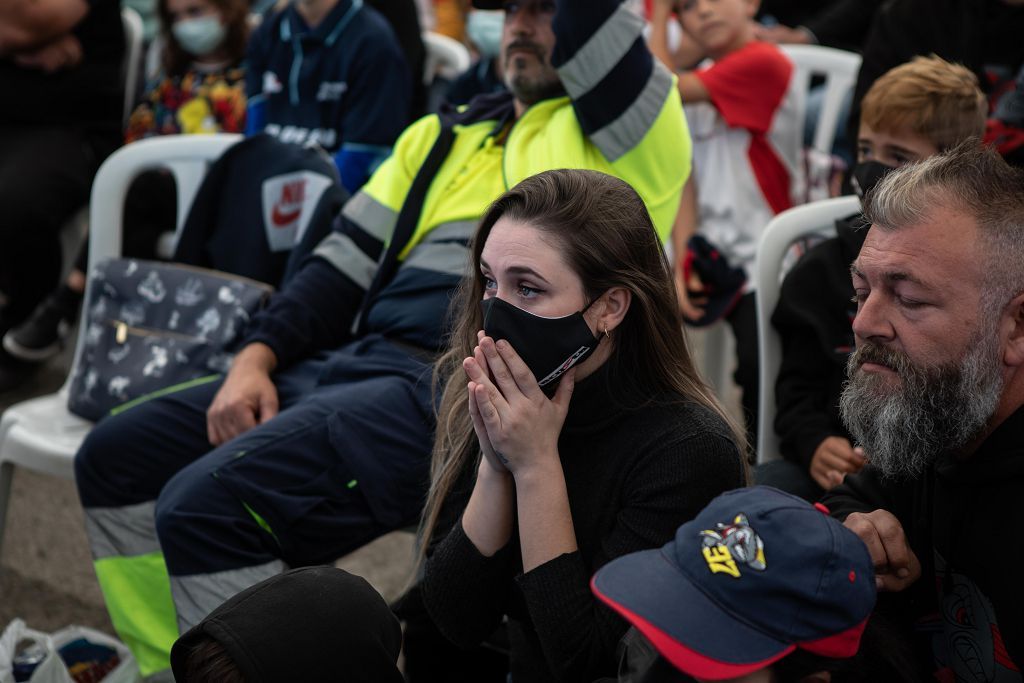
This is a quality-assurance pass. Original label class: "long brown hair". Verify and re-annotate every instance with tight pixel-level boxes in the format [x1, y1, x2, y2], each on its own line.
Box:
[158, 0, 250, 78]
[416, 169, 746, 566]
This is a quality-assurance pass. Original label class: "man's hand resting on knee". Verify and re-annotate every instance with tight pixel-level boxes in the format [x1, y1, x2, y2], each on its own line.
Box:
[207, 343, 280, 446]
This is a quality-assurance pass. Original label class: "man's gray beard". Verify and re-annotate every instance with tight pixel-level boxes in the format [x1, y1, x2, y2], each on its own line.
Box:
[839, 329, 1003, 480]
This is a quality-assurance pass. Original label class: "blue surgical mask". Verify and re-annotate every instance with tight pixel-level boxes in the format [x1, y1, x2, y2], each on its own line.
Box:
[466, 10, 504, 59]
[172, 15, 226, 57]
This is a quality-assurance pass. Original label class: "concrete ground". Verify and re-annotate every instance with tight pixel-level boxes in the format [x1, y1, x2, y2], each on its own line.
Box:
[0, 325, 729, 652]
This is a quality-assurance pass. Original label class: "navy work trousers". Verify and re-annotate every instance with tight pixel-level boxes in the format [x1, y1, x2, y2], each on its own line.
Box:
[76, 334, 435, 579]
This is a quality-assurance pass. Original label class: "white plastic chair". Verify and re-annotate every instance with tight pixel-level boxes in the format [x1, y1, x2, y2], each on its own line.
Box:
[780, 44, 861, 157]
[0, 134, 242, 556]
[421, 30, 472, 86]
[121, 7, 145, 125]
[754, 194, 861, 464]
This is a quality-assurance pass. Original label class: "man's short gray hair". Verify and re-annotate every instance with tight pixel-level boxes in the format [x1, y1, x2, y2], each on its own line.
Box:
[863, 142, 1024, 316]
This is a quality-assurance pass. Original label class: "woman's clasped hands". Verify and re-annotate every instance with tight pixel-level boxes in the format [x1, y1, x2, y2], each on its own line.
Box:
[464, 330, 574, 477]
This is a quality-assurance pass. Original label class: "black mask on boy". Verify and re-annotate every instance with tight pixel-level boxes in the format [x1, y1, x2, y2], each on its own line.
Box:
[480, 296, 600, 393]
[851, 160, 896, 201]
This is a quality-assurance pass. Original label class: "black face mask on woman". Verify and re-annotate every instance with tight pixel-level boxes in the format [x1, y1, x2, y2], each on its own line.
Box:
[480, 296, 600, 393]
[851, 160, 897, 201]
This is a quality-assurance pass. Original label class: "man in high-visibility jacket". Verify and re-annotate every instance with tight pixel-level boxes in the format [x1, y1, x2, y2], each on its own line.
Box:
[75, 0, 692, 676]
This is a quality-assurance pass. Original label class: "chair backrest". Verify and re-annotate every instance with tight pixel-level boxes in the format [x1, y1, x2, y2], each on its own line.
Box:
[755, 194, 861, 463]
[421, 31, 471, 86]
[68, 134, 243, 391]
[120, 7, 145, 125]
[780, 45, 861, 156]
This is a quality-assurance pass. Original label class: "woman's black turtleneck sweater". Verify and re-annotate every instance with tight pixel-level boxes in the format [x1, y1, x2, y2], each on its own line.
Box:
[421, 364, 746, 683]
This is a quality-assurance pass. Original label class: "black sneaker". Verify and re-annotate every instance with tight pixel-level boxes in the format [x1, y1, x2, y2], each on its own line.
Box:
[2, 295, 75, 362]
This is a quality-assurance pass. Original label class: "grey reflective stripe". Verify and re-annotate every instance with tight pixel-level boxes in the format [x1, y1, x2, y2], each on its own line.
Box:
[403, 241, 470, 277]
[314, 232, 378, 289]
[424, 220, 477, 243]
[341, 191, 397, 243]
[170, 559, 285, 632]
[557, 3, 645, 99]
[589, 61, 673, 162]
[85, 502, 160, 559]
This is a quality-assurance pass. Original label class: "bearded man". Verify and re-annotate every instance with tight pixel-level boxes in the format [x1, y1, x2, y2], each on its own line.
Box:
[823, 143, 1024, 679]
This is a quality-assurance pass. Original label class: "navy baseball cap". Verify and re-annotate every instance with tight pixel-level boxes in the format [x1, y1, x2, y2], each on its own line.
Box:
[591, 486, 876, 681]
[471, 0, 506, 8]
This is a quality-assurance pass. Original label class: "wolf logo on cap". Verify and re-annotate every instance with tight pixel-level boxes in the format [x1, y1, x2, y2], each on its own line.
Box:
[700, 514, 767, 578]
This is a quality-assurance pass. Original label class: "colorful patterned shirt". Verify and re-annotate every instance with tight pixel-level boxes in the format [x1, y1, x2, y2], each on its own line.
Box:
[124, 64, 247, 143]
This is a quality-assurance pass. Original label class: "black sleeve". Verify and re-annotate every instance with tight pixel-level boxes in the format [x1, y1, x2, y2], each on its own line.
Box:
[244, 16, 270, 100]
[421, 521, 518, 649]
[848, 0, 980, 144]
[240, 257, 362, 368]
[172, 145, 235, 266]
[516, 429, 744, 682]
[758, 0, 837, 28]
[771, 246, 851, 469]
[802, 0, 885, 52]
[365, 0, 426, 119]
[820, 465, 909, 522]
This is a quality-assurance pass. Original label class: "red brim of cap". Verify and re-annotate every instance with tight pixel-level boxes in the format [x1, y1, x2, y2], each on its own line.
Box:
[591, 549, 868, 680]
[594, 584, 794, 680]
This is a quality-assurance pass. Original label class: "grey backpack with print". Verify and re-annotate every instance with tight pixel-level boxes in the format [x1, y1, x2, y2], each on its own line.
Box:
[67, 259, 273, 421]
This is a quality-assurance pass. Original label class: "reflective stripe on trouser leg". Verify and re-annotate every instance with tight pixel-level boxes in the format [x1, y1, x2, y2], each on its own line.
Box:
[168, 488, 284, 632]
[170, 559, 286, 633]
[85, 502, 177, 677]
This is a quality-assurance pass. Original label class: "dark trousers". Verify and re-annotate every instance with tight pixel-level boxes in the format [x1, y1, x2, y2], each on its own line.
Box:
[725, 292, 759, 452]
[76, 335, 436, 577]
[752, 459, 823, 503]
[0, 125, 108, 325]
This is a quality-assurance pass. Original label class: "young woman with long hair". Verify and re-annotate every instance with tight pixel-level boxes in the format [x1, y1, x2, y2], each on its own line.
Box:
[417, 168, 747, 682]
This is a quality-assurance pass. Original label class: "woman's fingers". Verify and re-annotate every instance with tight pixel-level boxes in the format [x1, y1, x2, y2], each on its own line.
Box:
[492, 338, 544, 398]
[550, 367, 576, 410]
[465, 355, 509, 419]
[479, 336, 521, 399]
[465, 354, 497, 398]
[473, 382, 502, 434]
[470, 382, 510, 474]
[468, 381, 481, 419]
[468, 382, 492, 444]
[474, 341, 491, 380]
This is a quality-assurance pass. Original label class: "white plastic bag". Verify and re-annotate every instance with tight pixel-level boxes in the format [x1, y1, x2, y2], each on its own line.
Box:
[50, 626, 139, 683]
[0, 620, 139, 683]
[0, 619, 69, 683]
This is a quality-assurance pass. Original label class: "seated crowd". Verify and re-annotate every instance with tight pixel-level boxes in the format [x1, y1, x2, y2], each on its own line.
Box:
[1, 0, 1023, 680]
